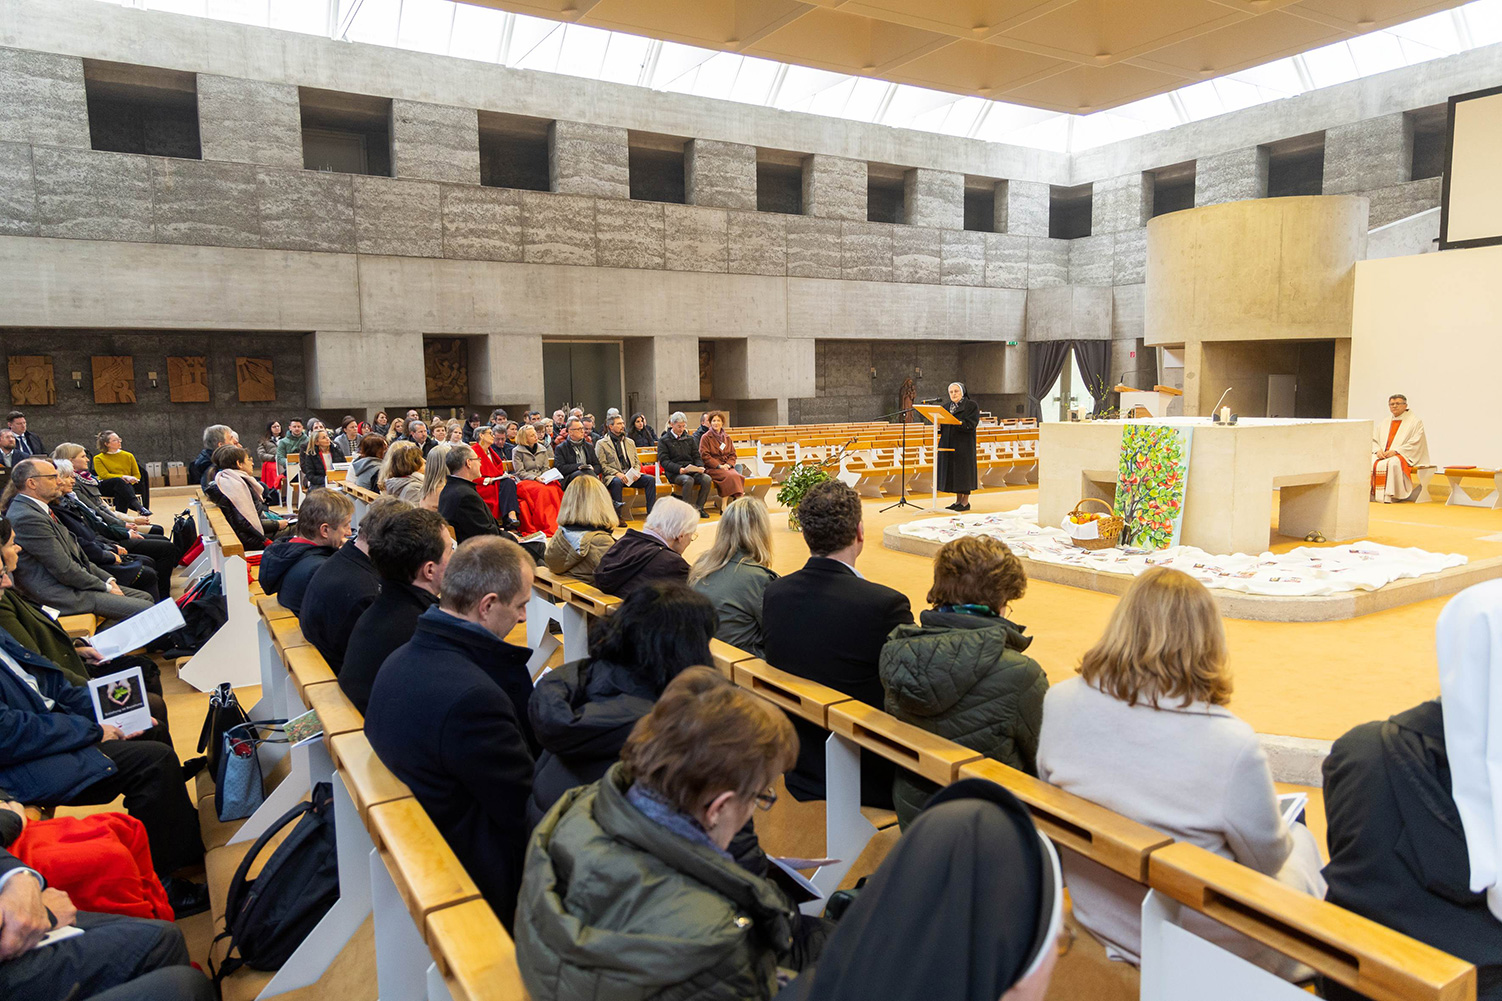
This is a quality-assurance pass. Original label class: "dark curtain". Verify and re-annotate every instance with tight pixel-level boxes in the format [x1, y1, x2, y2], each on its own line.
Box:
[1026, 341, 1072, 420]
[1073, 340, 1110, 416]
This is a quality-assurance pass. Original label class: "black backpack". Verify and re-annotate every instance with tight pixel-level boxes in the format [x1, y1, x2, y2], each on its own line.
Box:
[210, 782, 340, 984]
[171, 508, 197, 554]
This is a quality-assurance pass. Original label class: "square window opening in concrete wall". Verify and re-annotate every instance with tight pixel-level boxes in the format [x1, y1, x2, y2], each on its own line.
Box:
[83, 59, 200, 160]
[1407, 104, 1447, 182]
[478, 111, 550, 191]
[1264, 132, 1324, 198]
[757, 150, 803, 214]
[629, 132, 686, 204]
[1050, 183, 1092, 239]
[1149, 161, 1196, 218]
[300, 87, 392, 176]
[964, 178, 997, 232]
[868, 164, 906, 224]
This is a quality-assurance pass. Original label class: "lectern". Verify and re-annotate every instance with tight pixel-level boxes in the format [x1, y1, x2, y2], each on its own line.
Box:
[914, 404, 962, 511]
[1115, 384, 1183, 419]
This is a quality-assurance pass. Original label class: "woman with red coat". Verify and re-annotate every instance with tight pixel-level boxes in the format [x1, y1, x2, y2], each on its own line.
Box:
[699, 411, 745, 504]
[473, 426, 522, 531]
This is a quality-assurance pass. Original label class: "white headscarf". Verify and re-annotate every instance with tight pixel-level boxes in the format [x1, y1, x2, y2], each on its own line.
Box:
[1437, 578, 1502, 920]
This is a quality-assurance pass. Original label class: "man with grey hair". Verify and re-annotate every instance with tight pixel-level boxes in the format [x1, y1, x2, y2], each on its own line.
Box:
[7, 458, 154, 623]
[554, 418, 599, 486]
[656, 412, 713, 517]
[190, 424, 237, 488]
[365, 535, 537, 929]
[596, 413, 656, 521]
[408, 419, 437, 458]
[436, 443, 498, 543]
[593, 496, 696, 597]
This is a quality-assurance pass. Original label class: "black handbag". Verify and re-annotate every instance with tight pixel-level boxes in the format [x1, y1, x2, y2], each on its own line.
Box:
[197, 682, 251, 780]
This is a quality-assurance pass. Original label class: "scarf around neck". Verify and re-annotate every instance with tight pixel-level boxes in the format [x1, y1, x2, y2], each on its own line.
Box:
[215, 468, 265, 531]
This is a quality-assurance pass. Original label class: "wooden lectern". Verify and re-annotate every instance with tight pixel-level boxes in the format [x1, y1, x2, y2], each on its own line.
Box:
[914, 404, 962, 511]
[1114, 384, 1183, 419]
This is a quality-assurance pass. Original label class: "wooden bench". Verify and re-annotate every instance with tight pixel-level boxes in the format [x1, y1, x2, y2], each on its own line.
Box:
[731, 658, 853, 726]
[284, 645, 337, 702]
[828, 702, 983, 786]
[426, 899, 530, 1001]
[256, 593, 295, 621]
[708, 638, 756, 679]
[369, 798, 483, 942]
[268, 616, 307, 659]
[59, 613, 97, 639]
[306, 682, 364, 738]
[328, 731, 413, 831]
[1443, 467, 1502, 509]
[560, 580, 622, 618]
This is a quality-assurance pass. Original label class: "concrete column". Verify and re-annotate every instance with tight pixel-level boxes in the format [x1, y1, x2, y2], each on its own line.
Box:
[1194, 148, 1268, 206]
[960, 341, 1027, 395]
[304, 331, 426, 408]
[716, 336, 816, 399]
[391, 100, 480, 184]
[1092, 174, 1149, 233]
[625, 335, 700, 429]
[197, 75, 304, 168]
[1323, 114, 1410, 195]
[802, 155, 866, 221]
[1025, 286, 1112, 342]
[998, 179, 1049, 237]
[685, 139, 757, 211]
[0, 49, 89, 148]
[904, 168, 964, 229]
[469, 333, 543, 408]
[549, 120, 629, 199]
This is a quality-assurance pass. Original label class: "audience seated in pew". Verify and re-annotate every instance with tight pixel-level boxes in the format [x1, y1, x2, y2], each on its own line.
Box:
[776, 778, 1063, 1001]
[511, 424, 561, 536]
[472, 424, 523, 530]
[437, 444, 543, 561]
[365, 536, 537, 931]
[2, 458, 154, 624]
[5, 411, 44, 460]
[339, 506, 451, 714]
[542, 475, 618, 585]
[206, 444, 284, 550]
[378, 439, 428, 506]
[1321, 579, 1502, 1001]
[52, 444, 181, 587]
[689, 496, 778, 659]
[259, 488, 354, 615]
[350, 433, 387, 492]
[1036, 567, 1326, 978]
[272, 419, 306, 480]
[91, 430, 151, 517]
[0, 844, 213, 1001]
[299, 496, 407, 674]
[594, 496, 697, 597]
[50, 461, 160, 601]
[189, 424, 237, 490]
[299, 428, 345, 491]
[657, 412, 714, 517]
[597, 413, 657, 523]
[763, 480, 912, 808]
[699, 411, 745, 505]
[517, 667, 815, 999]
[879, 536, 1048, 829]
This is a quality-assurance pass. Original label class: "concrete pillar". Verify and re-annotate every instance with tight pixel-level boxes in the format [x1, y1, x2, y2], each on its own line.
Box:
[904, 168, 964, 229]
[0, 49, 89, 148]
[685, 139, 757, 211]
[391, 100, 480, 184]
[197, 75, 304, 168]
[1194, 148, 1268, 206]
[1092, 174, 1150, 233]
[960, 341, 1027, 395]
[549, 120, 629, 199]
[1323, 114, 1410, 195]
[625, 335, 700, 429]
[716, 336, 816, 400]
[305, 331, 426, 408]
[998, 179, 1049, 237]
[802, 155, 866, 222]
[469, 333, 543, 408]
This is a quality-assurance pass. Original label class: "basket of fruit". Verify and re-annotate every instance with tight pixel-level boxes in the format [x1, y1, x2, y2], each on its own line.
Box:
[1063, 498, 1123, 551]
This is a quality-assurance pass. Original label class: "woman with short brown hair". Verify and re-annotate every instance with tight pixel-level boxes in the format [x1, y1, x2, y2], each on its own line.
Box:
[880, 536, 1046, 828]
[517, 667, 804, 1001]
[699, 410, 745, 504]
[1036, 567, 1325, 978]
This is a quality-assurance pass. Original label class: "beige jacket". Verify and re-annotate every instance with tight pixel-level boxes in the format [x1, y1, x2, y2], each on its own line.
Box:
[594, 434, 639, 480]
[512, 444, 553, 480]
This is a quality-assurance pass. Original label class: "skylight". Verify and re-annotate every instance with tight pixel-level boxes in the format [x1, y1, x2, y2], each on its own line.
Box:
[95, 0, 1502, 153]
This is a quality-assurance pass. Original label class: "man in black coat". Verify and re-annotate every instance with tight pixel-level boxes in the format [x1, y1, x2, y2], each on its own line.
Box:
[299, 496, 407, 674]
[365, 536, 537, 932]
[552, 419, 599, 486]
[762, 480, 912, 807]
[656, 412, 713, 515]
[436, 444, 501, 543]
[339, 507, 451, 714]
[258, 489, 353, 614]
[5, 411, 44, 460]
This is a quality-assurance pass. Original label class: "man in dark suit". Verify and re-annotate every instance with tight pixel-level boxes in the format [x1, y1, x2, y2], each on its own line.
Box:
[552, 419, 599, 486]
[365, 537, 537, 932]
[299, 496, 406, 674]
[436, 444, 502, 543]
[763, 479, 912, 807]
[5, 412, 43, 460]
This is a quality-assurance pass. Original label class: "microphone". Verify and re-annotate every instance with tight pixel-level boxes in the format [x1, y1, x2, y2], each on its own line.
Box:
[919, 397, 942, 404]
[1208, 387, 1232, 421]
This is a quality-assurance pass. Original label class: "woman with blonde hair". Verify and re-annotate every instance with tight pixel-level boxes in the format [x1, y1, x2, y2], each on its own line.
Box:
[512, 424, 561, 534]
[92, 429, 152, 515]
[544, 476, 617, 583]
[1036, 567, 1325, 978]
[386, 417, 406, 443]
[689, 496, 777, 657]
[419, 443, 449, 511]
[379, 440, 426, 505]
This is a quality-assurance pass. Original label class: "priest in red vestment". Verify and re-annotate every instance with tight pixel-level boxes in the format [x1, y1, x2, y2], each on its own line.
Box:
[1372, 394, 1429, 503]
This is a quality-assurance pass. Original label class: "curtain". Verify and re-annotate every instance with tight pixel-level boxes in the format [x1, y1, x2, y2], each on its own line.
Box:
[1026, 341, 1072, 420]
[1073, 339, 1110, 416]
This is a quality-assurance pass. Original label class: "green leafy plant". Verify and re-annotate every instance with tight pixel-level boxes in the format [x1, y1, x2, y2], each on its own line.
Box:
[775, 463, 834, 532]
[1113, 425, 1188, 550]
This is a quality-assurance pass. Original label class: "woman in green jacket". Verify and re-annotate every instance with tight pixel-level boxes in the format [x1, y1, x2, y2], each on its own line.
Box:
[517, 667, 803, 1001]
[879, 535, 1048, 829]
[689, 497, 778, 658]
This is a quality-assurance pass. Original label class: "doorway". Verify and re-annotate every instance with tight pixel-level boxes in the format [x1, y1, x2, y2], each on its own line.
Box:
[542, 340, 625, 420]
[1043, 350, 1087, 421]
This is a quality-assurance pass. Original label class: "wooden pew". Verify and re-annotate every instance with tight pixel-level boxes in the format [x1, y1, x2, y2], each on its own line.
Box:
[59, 613, 98, 639]
[284, 645, 337, 703]
[426, 900, 530, 1001]
[709, 638, 755, 680]
[328, 731, 413, 833]
[268, 615, 308, 659]
[306, 682, 364, 738]
[369, 798, 483, 941]
[731, 658, 853, 726]
[827, 701, 983, 786]
[256, 592, 295, 621]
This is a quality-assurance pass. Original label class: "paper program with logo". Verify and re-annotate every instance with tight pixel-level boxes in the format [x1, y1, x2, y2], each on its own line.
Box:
[1113, 424, 1193, 550]
[86, 665, 153, 736]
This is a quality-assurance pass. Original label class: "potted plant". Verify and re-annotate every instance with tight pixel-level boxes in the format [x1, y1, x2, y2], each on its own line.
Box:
[775, 463, 833, 532]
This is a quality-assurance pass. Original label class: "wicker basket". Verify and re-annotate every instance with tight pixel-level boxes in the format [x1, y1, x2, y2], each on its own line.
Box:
[1066, 498, 1124, 551]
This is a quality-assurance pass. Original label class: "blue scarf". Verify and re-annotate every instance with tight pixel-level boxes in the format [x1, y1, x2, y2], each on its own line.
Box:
[626, 782, 731, 859]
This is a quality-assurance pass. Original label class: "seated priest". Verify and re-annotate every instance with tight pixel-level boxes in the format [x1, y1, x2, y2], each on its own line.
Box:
[1371, 394, 1429, 504]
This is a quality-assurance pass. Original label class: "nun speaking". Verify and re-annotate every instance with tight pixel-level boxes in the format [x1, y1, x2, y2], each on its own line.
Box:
[937, 382, 981, 512]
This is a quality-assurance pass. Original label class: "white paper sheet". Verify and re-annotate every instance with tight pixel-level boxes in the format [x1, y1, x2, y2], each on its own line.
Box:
[89, 598, 186, 661]
[86, 665, 153, 736]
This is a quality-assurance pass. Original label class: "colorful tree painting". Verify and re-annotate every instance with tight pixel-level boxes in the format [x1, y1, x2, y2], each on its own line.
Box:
[1113, 425, 1192, 550]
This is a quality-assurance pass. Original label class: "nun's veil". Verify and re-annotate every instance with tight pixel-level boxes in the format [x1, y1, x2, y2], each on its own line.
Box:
[778, 778, 1063, 1001]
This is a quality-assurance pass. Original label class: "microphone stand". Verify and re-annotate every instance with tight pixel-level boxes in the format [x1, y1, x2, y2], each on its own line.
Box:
[875, 401, 939, 513]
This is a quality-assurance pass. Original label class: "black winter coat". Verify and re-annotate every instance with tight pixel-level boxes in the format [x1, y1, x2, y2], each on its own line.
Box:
[763, 558, 912, 806]
[1322, 700, 1502, 1001]
[339, 580, 438, 714]
[936, 397, 980, 494]
[593, 529, 689, 597]
[656, 430, 701, 478]
[438, 476, 499, 543]
[298, 540, 380, 673]
[257, 537, 336, 614]
[365, 607, 537, 930]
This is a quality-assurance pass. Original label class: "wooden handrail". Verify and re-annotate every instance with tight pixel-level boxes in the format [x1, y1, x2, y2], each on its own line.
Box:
[284, 645, 337, 701]
[731, 659, 853, 725]
[268, 616, 307, 658]
[328, 731, 413, 830]
[255, 593, 295, 620]
[708, 639, 754, 680]
[306, 682, 364, 738]
[342, 482, 381, 504]
[1148, 842, 1476, 1001]
[561, 580, 622, 617]
[959, 759, 1172, 882]
[530, 565, 567, 600]
[827, 702, 982, 785]
[369, 798, 482, 942]
[426, 900, 530, 1001]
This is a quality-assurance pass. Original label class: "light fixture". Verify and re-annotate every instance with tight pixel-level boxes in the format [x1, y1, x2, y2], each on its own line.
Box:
[1094, 53, 1111, 64]
[147, 370, 158, 389]
[71, 371, 82, 389]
